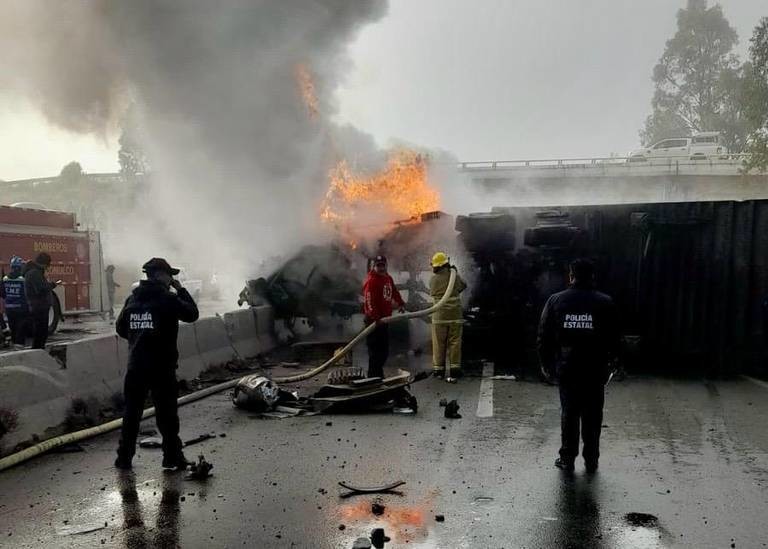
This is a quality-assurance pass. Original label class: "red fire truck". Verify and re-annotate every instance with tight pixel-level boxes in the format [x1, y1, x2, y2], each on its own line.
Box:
[0, 205, 108, 333]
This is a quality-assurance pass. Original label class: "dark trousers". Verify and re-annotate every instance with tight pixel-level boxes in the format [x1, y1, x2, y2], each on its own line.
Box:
[117, 368, 183, 460]
[366, 323, 389, 378]
[6, 309, 30, 345]
[108, 291, 116, 320]
[30, 308, 49, 349]
[559, 381, 605, 464]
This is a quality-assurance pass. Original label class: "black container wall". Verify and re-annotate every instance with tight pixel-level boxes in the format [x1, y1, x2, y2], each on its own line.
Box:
[459, 199, 768, 376]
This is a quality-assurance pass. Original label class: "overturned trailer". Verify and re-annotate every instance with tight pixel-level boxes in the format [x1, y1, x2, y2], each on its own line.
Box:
[458, 199, 768, 377]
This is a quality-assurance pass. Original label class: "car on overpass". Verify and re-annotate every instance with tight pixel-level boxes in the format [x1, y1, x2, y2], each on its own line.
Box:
[628, 132, 728, 162]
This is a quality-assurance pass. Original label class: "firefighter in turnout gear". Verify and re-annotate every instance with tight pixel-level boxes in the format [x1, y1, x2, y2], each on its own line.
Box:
[537, 258, 619, 473]
[362, 255, 405, 379]
[1, 256, 30, 345]
[114, 258, 199, 470]
[429, 252, 467, 378]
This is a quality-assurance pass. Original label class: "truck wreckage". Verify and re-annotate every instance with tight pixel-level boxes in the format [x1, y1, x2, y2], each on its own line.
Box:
[241, 199, 768, 382]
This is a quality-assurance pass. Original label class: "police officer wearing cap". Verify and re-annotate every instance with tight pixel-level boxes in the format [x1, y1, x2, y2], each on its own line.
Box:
[115, 258, 199, 470]
[537, 258, 620, 473]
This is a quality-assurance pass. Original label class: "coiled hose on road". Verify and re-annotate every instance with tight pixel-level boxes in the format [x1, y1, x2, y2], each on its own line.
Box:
[0, 270, 456, 472]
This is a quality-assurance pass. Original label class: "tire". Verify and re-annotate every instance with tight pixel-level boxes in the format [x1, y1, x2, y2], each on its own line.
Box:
[48, 293, 62, 335]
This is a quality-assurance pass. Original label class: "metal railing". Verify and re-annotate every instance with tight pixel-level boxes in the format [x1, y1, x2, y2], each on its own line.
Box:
[458, 154, 752, 171]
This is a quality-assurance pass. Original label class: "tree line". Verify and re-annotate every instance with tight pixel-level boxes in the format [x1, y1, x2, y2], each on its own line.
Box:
[642, 0, 768, 172]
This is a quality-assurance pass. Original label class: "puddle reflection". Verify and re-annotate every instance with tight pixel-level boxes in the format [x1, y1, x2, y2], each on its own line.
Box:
[117, 470, 182, 548]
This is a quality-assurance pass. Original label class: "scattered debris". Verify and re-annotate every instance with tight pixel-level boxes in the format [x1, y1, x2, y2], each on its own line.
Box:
[328, 366, 365, 385]
[435, 514, 445, 522]
[370, 527, 390, 548]
[442, 400, 461, 419]
[352, 538, 372, 549]
[625, 512, 659, 527]
[392, 407, 416, 414]
[311, 370, 417, 414]
[371, 502, 386, 516]
[186, 455, 214, 480]
[139, 437, 162, 449]
[56, 523, 107, 536]
[51, 442, 85, 453]
[232, 375, 280, 412]
[184, 433, 215, 447]
[338, 480, 406, 499]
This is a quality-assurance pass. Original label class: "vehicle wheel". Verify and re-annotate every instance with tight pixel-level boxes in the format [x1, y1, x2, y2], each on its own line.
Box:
[48, 293, 62, 335]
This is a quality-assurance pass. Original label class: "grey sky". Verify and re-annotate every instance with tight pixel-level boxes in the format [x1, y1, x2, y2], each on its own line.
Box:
[0, 0, 765, 180]
[335, 0, 767, 161]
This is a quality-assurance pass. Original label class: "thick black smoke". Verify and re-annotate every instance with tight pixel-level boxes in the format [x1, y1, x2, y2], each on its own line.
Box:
[1, 1, 389, 284]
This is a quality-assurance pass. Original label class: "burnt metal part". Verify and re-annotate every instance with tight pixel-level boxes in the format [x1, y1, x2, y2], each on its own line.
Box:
[186, 455, 213, 480]
[443, 400, 461, 419]
[338, 480, 406, 495]
[327, 367, 365, 384]
[183, 433, 214, 447]
[311, 370, 417, 413]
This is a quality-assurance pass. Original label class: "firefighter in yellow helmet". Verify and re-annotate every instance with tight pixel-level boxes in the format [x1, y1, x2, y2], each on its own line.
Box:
[429, 252, 467, 378]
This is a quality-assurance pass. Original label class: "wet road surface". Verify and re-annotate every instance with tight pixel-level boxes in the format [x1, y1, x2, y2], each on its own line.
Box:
[1, 369, 768, 548]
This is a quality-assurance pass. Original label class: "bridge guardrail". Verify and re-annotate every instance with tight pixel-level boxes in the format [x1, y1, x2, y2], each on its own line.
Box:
[458, 154, 752, 171]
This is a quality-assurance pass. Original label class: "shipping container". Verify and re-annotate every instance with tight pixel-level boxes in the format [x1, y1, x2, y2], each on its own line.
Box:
[456, 199, 768, 377]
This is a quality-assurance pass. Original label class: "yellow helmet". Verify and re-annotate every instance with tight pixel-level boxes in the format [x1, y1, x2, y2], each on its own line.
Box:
[431, 252, 449, 268]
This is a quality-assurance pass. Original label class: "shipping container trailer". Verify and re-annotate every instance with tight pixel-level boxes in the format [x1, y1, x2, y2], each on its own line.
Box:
[456, 199, 768, 377]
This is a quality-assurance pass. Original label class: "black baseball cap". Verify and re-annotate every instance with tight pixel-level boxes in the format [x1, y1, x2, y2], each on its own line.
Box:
[142, 257, 180, 275]
[373, 255, 387, 265]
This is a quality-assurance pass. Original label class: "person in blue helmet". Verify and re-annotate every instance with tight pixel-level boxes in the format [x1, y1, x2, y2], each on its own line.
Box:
[1, 256, 30, 345]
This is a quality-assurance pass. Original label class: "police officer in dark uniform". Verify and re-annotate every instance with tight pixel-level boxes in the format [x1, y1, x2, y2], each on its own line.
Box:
[2, 256, 30, 345]
[114, 258, 199, 470]
[537, 258, 619, 473]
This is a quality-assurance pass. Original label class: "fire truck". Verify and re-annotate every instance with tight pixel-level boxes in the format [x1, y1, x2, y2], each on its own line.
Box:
[0, 205, 108, 333]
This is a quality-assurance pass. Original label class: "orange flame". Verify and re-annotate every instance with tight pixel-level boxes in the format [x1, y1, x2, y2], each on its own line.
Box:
[321, 150, 440, 227]
[295, 63, 319, 120]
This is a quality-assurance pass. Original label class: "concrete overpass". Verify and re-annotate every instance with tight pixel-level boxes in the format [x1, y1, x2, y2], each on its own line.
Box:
[457, 154, 768, 205]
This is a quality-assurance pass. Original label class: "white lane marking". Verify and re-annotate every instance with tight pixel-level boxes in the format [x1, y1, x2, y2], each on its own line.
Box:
[475, 363, 494, 417]
[742, 375, 768, 390]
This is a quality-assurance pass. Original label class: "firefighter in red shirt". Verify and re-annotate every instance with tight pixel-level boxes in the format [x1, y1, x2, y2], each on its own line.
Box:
[362, 255, 405, 378]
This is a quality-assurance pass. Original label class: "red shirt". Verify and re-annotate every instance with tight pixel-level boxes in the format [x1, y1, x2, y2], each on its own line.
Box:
[362, 271, 404, 321]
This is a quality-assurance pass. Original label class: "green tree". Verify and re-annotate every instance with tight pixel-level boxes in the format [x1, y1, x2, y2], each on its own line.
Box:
[641, 0, 742, 148]
[58, 161, 84, 186]
[741, 18, 768, 173]
[118, 105, 150, 176]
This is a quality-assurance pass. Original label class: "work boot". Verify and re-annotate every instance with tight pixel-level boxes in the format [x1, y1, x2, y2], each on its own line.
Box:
[585, 460, 599, 474]
[449, 368, 463, 379]
[554, 457, 575, 472]
[431, 369, 444, 379]
[114, 456, 133, 470]
[162, 453, 191, 471]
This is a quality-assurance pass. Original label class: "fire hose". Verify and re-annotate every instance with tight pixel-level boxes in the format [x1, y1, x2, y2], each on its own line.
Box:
[0, 270, 456, 472]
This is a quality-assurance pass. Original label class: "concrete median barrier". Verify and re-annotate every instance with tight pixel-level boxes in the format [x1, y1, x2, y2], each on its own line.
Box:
[0, 306, 278, 456]
[176, 323, 206, 382]
[55, 335, 125, 398]
[253, 306, 276, 353]
[194, 316, 237, 368]
[223, 308, 263, 358]
[0, 350, 70, 453]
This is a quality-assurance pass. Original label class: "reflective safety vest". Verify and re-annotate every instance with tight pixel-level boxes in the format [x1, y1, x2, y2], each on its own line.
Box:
[2, 275, 28, 311]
